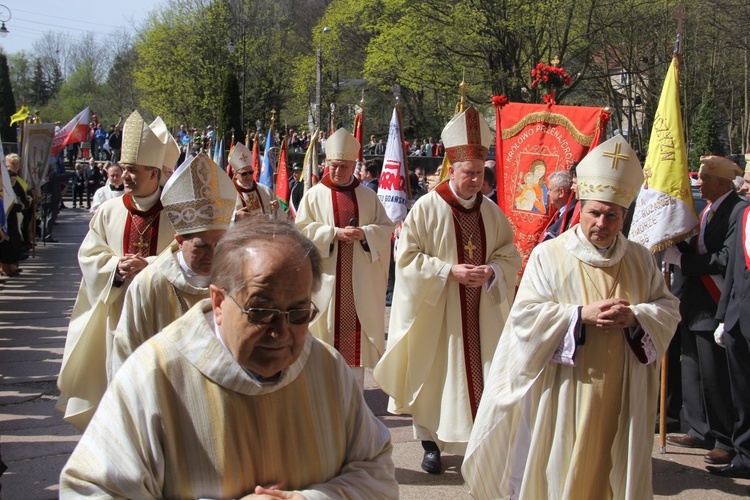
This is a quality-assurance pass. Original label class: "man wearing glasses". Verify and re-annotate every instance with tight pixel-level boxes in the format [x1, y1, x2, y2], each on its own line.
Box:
[296, 128, 394, 388]
[57, 111, 175, 431]
[228, 141, 281, 219]
[60, 219, 399, 499]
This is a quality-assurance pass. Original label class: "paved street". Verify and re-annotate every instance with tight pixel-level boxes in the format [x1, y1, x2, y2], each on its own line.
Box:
[1, 209, 750, 498]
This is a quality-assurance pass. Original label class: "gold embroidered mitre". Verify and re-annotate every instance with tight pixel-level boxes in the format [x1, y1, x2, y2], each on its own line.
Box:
[441, 106, 492, 163]
[160, 153, 236, 235]
[120, 111, 166, 169]
[228, 142, 253, 172]
[325, 128, 360, 162]
[576, 134, 644, 209]
[699, 155, 742, 181]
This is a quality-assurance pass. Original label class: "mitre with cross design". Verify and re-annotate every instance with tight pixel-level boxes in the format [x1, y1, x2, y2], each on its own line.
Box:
[227, 142, 254, 173]
[576, 134, 644, 209]
[160, 152, 236, 235]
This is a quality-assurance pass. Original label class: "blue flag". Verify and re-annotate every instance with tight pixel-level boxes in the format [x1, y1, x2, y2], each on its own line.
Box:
[259, 127, 275, 190]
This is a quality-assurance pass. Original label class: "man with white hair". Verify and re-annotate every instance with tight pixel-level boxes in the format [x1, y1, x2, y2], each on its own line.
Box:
[538, 170, 576, 242]
[57, 111, 175, 430]
[110, 153, 236, 379]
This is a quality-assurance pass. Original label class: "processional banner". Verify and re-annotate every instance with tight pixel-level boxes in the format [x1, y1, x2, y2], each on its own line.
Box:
[495, 101, 609, 273]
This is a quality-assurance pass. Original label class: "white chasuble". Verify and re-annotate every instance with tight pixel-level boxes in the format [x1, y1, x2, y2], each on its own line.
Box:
[60, 301, 398, 499]
[462, 227, 680, 499]
[373, 182, 521, 454]
[57, 194, 174, 431]
[296, 176, 394, 368]
[233, 179, 282, 219]
[110, 241, 209, 379]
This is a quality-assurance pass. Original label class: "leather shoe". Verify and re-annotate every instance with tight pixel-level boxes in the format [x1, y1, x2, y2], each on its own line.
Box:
[666, 434, 713, 449]
[43, 236, 58, 243]
[705, 448, 736, 465]
[421, 450, 442, 475]
[706, 463, 750, 479]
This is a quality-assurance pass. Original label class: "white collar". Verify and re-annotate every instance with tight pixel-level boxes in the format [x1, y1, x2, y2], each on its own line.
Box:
[132, 187, 161, 211]
[176, 251, 211, 288]
[709, 189, 733, 212]
[448, 180, 477, 208]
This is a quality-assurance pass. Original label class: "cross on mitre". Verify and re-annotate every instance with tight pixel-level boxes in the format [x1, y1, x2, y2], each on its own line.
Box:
[602, 143, 629, 170]
[239, 152, 248, 162]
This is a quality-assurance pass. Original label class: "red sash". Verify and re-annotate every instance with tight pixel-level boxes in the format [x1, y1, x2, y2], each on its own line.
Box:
[695, 205, 722, 304]
[743, 206, 750, 270]
[122, 194, 162, 257]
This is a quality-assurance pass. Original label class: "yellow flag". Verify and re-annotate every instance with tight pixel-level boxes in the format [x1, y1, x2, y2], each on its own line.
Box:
[9, 105, 29, 126]
[628, 57, 698, 252]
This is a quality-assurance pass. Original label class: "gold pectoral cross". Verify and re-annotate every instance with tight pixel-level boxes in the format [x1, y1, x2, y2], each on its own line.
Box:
[465, 238, 477, 260]
[133, 237, 150, 256]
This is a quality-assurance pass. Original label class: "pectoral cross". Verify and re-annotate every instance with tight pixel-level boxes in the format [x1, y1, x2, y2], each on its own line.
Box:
[133, 237, 150, 256]
[465, 238, 477, 260]
[602, 142, 629, 170]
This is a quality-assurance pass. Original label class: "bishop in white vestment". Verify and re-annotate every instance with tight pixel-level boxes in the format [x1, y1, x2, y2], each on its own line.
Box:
[110, 153, 236, 379]
[57, 111, 174, 430]
[296, 128, 394, 377]
[462, 135, 681, 499]
[228, 141, 282, 219]
[374, 107, 520, 475]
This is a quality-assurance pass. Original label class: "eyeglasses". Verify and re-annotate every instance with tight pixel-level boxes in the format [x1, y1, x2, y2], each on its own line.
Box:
[227, 294, 319, 325]
[237, 170, 253, 177]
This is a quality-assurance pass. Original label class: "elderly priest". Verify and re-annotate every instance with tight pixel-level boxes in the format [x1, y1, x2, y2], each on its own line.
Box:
[462, 135, 681, 499]
[60, 219, 398, 499]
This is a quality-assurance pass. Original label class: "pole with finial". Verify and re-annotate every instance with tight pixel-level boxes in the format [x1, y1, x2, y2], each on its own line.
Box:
[458, 70, 467, 114]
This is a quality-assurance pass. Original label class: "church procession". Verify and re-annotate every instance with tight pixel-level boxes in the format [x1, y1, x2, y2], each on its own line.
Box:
[4, 2, 750, 499]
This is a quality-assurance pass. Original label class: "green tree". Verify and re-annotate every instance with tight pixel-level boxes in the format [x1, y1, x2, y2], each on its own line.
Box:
[689, 87, 724, 167]
[219, 69, 242, 145]
[0, 52, 17, 142]
[29, 59, 51, 107]
[7, 51, 32, 107]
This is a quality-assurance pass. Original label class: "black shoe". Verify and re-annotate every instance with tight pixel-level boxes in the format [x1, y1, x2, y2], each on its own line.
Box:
[43, 236, 58, 243]
[666, 434, 713, 449]
[706, 463, 750, 479]
[421, 450, 442, 474]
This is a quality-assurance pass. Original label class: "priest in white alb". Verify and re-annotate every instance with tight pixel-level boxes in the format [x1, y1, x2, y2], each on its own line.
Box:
[373, 106, 521, 475]
[295, 128, 394, 387]
[228, 141, 281, 219]
[57, 110, 175, 431]
[110, 152, 236, 379]
[60, 219, 398, 499]
[462, 135, 681, 499]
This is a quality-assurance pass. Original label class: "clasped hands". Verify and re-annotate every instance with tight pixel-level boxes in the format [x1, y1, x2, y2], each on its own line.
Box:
[117, 254, 148, 279]
[240, 483, 304, 499]
[581, 299, 637, 329]
[335, 226, 365, 243]
[451, 264, 494, 288]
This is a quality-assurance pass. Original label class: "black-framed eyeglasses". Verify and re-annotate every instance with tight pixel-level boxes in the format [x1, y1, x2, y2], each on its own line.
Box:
[227, 293, 319, 325]
[237, 170, 253, 177]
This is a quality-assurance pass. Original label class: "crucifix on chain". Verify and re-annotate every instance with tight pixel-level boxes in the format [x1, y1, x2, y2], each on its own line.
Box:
[464, 238, 477, 260]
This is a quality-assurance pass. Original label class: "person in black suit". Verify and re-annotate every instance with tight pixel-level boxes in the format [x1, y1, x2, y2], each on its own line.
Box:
[481, 163, 498, 204]
[708, 203, 750, 478]
[361, 159, 381, 191]
[84, 158, 102, 209]
[664, 155, 746, 466]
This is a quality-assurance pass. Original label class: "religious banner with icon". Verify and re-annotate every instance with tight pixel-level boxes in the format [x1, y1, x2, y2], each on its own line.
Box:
[21, 124, 56, 192]
[494, 101, 609, 274]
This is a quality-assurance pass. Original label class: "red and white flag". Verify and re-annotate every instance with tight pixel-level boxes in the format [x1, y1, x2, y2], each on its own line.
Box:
[50, 107, 90, 157]
[377, 106, 410, 223]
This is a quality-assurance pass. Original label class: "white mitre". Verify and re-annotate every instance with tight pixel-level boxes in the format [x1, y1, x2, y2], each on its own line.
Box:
[160, 153, 236, 235]
[120, 110, 166, 169]
[326, 128, 360, 162]
[441, 106, 492, 163]
[149, 116, 181, 169]
[576, 134, 644, 209]
[228, 142, 254, 172]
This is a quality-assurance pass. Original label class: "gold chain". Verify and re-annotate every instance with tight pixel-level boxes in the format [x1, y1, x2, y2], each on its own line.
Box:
[581, 261, 622, 301]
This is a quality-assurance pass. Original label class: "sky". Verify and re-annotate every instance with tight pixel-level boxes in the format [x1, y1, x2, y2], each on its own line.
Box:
[0, 0, 163, 56]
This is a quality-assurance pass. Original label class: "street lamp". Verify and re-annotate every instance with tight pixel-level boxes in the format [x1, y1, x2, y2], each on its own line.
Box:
[315, 26, 332, 131]
[0, 5, 11, 38]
